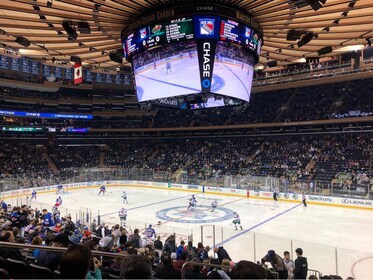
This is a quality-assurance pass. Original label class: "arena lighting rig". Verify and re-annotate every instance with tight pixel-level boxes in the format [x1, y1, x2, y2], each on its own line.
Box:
[121, 3, 263, 110]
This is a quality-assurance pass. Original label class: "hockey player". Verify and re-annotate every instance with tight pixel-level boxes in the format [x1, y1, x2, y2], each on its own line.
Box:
[166, 61, 171, 74]
[211, 200, 218, 212]
[121, 191, 128, 204]
[98, 185, 106, 196]
[144, 224, 156, 240]
[232, 212, 243, 230]
[118, 207, 127, 227]
[56, 184, 64, 194]
[188, 195, 197, 210]
[55, 196, 62, 207]
[302, 193, 307, 207]
[31, 190, 37, 200]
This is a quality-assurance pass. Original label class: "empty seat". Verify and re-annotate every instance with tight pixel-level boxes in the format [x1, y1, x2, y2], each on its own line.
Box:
[29, 263, 53, 279]
[0, 268, 10, 279]
[4, 258, 28, 279]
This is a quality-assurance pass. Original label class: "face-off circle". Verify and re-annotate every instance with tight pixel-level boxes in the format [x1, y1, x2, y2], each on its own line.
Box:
[156, 205, 234, 224]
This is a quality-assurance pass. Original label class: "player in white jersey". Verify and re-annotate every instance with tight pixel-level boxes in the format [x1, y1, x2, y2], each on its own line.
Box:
[55, 196, 62, 207]
[121, 191, 128, 204]
[211, 200, 218, 212]
[118, 207, 127, 227]
[144, 224, 156, 240]
[56, 184, 64, 194]
[188, 195, 197, 210]
[232, 212, 243, 230]
[98, 185, 106, 196]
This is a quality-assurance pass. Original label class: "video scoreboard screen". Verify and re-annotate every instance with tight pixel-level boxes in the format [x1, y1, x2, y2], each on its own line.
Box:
[124, 17, 194, 58]
[123, 16, 262, 59]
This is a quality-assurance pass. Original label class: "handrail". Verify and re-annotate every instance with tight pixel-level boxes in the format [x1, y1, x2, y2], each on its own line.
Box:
[180, 261, 279, 279]
[0, 241, 126, 259]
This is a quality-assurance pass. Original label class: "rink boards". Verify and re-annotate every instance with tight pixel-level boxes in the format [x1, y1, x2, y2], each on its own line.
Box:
[2, 180, 373, 210]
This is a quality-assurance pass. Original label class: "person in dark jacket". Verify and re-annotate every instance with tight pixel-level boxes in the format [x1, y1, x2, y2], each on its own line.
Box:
[162, 234, 176, 254]
[213, 246, 232, 263]
[154, 253, 181, 279]
[154, 235, 163, 250]
[294, 248, 308, 279]
[0, 231, 24, 261]
[37, 233, 69, 271]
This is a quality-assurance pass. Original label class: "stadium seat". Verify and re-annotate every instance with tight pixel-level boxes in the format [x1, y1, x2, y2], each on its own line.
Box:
[29, 263, 53, 279]
[0, 256, 5, 268]
[53, 270, 62, 279]
[25, 255, 37, 264]
[0, 268, 10, 279]
[4, 258, 29, 279]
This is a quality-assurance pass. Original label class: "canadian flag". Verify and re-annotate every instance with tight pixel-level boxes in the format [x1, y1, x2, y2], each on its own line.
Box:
[74, 62, 83, 84]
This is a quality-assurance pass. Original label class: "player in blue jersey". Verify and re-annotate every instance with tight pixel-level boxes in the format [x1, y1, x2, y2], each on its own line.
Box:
[56, 184, 64, 194]
[144, 224, 156, 240]
[42, 208, 55, 227]
[31, 190, 37, 200]
[98, 185, 106, 196]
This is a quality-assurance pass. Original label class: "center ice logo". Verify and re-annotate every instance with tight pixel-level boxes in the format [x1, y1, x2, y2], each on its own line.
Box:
[199, 19, 215, 36]
[156, 205, 234, 224]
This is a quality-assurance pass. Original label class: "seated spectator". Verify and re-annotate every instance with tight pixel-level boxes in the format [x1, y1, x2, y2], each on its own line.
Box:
[185, 258, 204, 279]
[120, 254, 153, 279]
[231, 260, 273, 279]
[37, 233, 69, 271]
[31, 235, 43, 259]
[0, 230, 23, 260]
[59, 244, 102, 279]
[154, 253, 181, 279]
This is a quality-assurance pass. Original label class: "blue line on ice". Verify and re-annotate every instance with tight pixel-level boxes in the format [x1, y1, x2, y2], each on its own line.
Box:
[215, 203, 302, 247]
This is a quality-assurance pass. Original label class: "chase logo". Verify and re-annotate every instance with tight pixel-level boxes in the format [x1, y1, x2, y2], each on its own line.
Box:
[199, 19, 215, 36]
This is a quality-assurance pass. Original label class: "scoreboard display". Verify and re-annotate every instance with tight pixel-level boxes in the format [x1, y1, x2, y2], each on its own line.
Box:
[124, 17, 194, 57]
[123, 16, 262, 59]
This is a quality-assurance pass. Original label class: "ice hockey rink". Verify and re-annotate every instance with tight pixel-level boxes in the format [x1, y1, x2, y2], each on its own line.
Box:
[26, 186, 373, 279]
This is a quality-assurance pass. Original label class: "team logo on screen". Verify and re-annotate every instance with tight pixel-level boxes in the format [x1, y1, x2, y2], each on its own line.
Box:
[199, 19, 215, 35]
[139, 28, 147, 39]
[245, 27, 251, 38]
[151, 25, 162, 34]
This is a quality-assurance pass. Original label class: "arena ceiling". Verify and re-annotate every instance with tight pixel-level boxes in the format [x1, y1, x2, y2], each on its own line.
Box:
[0, 0, 372, 69]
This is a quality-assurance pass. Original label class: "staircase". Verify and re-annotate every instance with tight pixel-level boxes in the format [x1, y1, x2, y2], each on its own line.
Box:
[273, 88, 298, 122]
[98, 147, 107, 167]
[42, 151, 59, 172]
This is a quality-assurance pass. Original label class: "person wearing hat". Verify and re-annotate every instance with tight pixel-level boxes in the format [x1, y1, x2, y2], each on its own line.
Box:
[261, 250, 288, 279]
[144, 224, 156, 240]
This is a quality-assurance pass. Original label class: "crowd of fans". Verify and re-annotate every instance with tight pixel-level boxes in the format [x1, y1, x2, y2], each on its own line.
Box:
[0, 201, 347, 279]
[0, 133, 371, 196]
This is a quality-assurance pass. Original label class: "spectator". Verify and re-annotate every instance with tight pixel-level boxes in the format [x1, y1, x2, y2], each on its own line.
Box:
[231, 260, 270, 279]
[283, 250, 295, 279]
[154, 235, 163, 251]
[37, 233, 69, 271]
[261, 250, 288, 279]
[120, 254, 153, 279]
[59, 244, 102, 279]
[213, 246, 232, 264]
[294, 248, 308, 279]
[162, 234, 176, 255]
[0, 231, 23, 260]
[154, 253, 181, 279]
